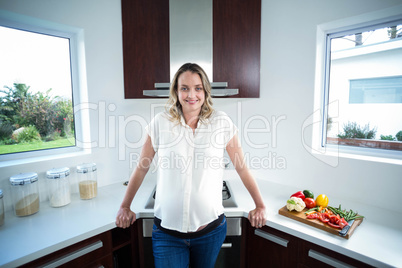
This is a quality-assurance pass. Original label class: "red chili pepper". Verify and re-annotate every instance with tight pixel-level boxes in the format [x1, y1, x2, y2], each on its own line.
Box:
[290, 191, 305, 200]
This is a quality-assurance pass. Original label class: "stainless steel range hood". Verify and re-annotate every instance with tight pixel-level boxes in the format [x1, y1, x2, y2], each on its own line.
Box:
[143, 0, 238, 97]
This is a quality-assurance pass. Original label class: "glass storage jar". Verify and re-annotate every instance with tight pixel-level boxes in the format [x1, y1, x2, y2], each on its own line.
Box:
[9, 172, 40, 216]
[0, 189, 4, 226]
[76, 163, 97, 200]
[46, 167, 71, 207]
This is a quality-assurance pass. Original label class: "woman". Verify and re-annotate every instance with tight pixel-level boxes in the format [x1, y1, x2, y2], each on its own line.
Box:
[116, 63, 266, 267]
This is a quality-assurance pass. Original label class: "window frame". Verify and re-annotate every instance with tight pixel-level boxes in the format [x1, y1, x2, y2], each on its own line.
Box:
[0, 10, 91, 165]
[310, 6, 402, 165]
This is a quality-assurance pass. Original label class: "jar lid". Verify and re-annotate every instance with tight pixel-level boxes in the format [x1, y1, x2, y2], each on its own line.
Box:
[77, 163, 97, 173]
[10, 172, 38, 185]
[46, 167, 70, 179]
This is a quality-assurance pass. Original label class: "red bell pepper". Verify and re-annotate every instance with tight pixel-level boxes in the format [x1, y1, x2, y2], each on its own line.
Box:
[327, 215, 348, 229]
[318, 212, 330, 223]
[290, 191, 305, 200]
[306, 213, 319, 219]
[329, 214, 340, 224]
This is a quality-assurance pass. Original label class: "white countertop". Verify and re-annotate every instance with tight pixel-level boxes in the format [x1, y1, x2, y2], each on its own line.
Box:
[0, 174, 401, 268]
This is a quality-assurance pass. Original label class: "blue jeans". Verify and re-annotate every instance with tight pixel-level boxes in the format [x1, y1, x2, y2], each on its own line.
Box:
[152, 216, 227, 268]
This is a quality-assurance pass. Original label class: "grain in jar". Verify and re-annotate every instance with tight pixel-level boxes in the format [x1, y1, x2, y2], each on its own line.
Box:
[10, 173, 40, 216]
[46, 167, 71, 207]
[77, 163, 97, 199]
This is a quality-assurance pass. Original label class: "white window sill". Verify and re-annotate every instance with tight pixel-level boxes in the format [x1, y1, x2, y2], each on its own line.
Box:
[312, 144, 402, 166]
[0, 147, 91, 168]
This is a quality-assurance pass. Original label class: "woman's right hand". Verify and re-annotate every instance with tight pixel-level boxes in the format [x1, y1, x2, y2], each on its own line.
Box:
[116, 207, 136, 228]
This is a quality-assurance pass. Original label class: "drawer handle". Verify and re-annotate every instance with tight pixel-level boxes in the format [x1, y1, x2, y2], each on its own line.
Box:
[221, 243, 232, 248]
[42, 240, 103, 268]
[308, 249, 354, 268]
[254, 229, 288, 248]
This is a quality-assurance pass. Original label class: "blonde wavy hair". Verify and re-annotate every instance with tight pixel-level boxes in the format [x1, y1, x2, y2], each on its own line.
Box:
[166, 63, 214, 123]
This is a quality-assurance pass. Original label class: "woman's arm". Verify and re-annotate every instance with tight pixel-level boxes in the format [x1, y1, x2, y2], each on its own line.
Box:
[226, 134, 267, 228]
[115, 135, 155, 228]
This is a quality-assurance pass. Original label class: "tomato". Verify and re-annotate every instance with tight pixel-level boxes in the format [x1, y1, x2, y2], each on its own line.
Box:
[306, 213, 318, 219]
[338, 218, 349, 229]
[304, 198, 316, 209]
[316, 194, 329, 207]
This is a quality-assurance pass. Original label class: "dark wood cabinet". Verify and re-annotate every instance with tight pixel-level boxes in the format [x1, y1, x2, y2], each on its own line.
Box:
[121, 0, 170, 99]
[19, 223, 140, 268]
[242, 219, 374, 268]
[121, 0, 261, 99]
[213, 0, 261, 98]
[16, 217, 377, 268]
[111, 222, 141, 268]
[19, 231, 113, 268]
[298, 239, 374, 268]
[242, 218, 298, 268]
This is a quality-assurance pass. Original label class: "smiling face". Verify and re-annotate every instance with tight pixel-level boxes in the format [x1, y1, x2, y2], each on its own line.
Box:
[177, 71, 205, 116]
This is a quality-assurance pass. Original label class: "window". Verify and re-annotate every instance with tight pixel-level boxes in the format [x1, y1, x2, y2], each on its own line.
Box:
[0, 26, 76, 155]
[0, 11, 89, 161]
[349, 76, 402, 104]
[323, 19, 402, 153]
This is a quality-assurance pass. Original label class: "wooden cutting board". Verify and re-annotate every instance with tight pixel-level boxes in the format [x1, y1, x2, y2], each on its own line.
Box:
[278, 206, 363, 239]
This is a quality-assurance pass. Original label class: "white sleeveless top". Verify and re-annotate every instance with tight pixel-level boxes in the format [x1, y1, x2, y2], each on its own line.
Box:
[145, 111, 238, 233]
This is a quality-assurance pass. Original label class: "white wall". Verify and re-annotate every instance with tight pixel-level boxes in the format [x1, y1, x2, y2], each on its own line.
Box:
[0, 0, 402, 214]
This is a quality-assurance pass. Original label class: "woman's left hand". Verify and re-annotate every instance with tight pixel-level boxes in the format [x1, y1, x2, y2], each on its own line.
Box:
[248, 207, 267, 228]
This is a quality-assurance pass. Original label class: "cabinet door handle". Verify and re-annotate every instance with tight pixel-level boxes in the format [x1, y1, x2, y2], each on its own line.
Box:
[154, 82, 229, 88]
[154, 83, 171, 88]
[221, 243, 232, 248]
[42, 240, 103, 268]
[308, 249, 354, 268]
[254, 229, 288, 248]
[143, 88, 239, 97]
